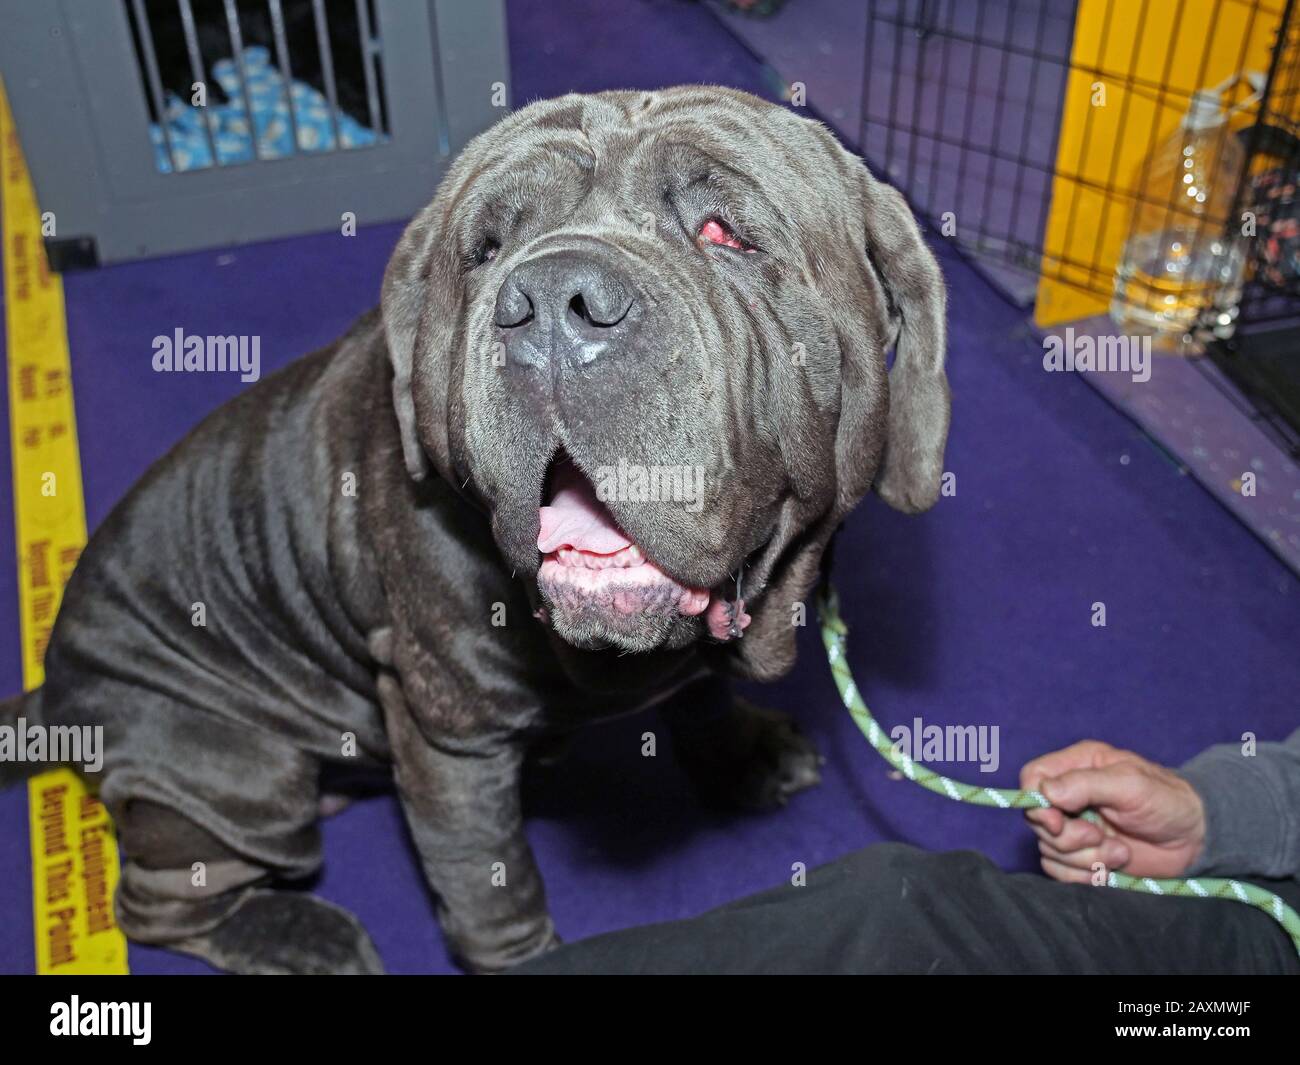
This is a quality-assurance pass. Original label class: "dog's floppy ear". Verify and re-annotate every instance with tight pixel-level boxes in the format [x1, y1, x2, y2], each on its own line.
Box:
[382, 107, 533, 484]
[381, 199, 451, 482]
[855, 164, 950, 513]
[725, 145, 949, 684]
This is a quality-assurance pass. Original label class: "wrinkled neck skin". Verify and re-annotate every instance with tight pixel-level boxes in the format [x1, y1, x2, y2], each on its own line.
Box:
[353, 324, 740, 730]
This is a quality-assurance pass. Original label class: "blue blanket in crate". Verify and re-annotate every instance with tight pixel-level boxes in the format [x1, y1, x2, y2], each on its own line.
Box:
[150, 45, 377, 172]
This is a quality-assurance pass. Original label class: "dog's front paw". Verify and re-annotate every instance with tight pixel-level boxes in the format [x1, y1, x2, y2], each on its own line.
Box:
[674, 698, 823, 812]
[458, 921, 561, 975]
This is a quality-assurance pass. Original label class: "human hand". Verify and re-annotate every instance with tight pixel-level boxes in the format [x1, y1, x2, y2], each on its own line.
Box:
[1020, 740, 1206, 882]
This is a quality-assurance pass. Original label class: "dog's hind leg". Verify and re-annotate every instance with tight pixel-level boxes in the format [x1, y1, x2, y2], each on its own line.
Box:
[115, 799, 384, 975]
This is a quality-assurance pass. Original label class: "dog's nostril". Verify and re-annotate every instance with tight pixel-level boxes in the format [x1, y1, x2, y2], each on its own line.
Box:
[569, 293, 592, 324]
[495, 286, 535, 329]
[569, 288, 631, 329]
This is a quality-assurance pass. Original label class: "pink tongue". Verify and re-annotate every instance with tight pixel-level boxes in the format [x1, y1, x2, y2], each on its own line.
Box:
[538, 466, 633, 555]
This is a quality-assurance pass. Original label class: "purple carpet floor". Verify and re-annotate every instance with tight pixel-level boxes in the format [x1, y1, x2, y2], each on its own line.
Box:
[1, 0, 1297, 974]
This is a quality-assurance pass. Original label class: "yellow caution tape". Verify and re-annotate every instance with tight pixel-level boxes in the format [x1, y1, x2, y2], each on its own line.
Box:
[1, 78, 129, 975]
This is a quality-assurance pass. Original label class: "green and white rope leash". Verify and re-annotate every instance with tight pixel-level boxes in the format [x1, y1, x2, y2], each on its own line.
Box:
[817, 583, 1300, 957]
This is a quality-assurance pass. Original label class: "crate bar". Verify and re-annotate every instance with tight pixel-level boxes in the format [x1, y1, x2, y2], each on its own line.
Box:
[953, 0, 989, 250]
[356, 0, 383, 134]
[1022, 0, 1057, 278]
[1199, 0, 1268, 335]
[922, 0, 959, 211]
[977, 0, 1018, 252]
[267, 0, 302, 155]
[1084, 0, 1152, 292]
[875, 108, 1241, 233]
[858, 0, 874, 153]
[129, 0, 179, 174]
[877, 110, 1251, 221]
[222, 0, 263, 161]
[311, 0, 344, 150]
[868, 7, 1185, 101]
[885, 3, 904, 180]
[904, 2, 928, 205]
[1201, 0, 1286, 335]
[1121, 0, 1224, 323]
[1189, 0, 1255, 334]
[1238, 4, 1300, 326]
[863, 0, 1300, 316]
[176, 0, 221, 168]
[1050, 0, 1117, 288]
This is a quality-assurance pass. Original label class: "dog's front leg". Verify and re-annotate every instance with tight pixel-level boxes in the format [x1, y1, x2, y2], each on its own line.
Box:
[377, 673, 557, 973]
[666, 674, 823, 812]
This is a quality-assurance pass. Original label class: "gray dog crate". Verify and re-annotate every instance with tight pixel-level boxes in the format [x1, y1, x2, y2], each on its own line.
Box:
[0, 0, 508, 268]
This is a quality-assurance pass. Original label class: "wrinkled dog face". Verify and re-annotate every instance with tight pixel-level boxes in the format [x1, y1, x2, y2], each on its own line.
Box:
[383, 87, 948, 666]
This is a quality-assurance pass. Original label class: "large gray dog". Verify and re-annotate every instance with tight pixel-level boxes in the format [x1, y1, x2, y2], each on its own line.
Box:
[2, 87, 948, 973]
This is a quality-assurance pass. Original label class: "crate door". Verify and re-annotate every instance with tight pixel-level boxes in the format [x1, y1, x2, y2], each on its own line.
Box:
[0, 0, 508, 266]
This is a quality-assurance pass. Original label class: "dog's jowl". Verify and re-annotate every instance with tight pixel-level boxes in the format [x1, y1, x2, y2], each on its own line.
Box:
[0, 87, 948, 974]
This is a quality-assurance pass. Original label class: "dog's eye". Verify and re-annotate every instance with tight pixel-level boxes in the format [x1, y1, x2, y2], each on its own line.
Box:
[468, 239, 500, 270]
[697, 218, 756, 254]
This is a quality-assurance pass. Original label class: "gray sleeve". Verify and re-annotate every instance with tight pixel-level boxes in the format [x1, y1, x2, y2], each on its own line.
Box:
[1179, 728, 1300, 880]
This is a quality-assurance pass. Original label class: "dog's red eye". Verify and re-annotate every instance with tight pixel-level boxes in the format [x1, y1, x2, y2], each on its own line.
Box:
[698, 218, 754, 253]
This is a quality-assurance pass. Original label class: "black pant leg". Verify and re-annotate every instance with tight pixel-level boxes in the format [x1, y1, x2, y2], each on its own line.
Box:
[513, 843, 1300, 974]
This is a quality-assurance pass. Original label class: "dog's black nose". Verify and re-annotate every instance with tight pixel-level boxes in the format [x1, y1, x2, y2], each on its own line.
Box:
[494, 251, 636, 369]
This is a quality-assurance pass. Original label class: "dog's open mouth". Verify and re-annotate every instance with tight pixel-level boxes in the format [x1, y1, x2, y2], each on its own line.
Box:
[536, 460, 749, 642]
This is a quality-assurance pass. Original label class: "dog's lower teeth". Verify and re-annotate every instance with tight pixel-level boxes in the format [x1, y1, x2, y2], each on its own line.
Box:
[554, 545, 646, 570]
